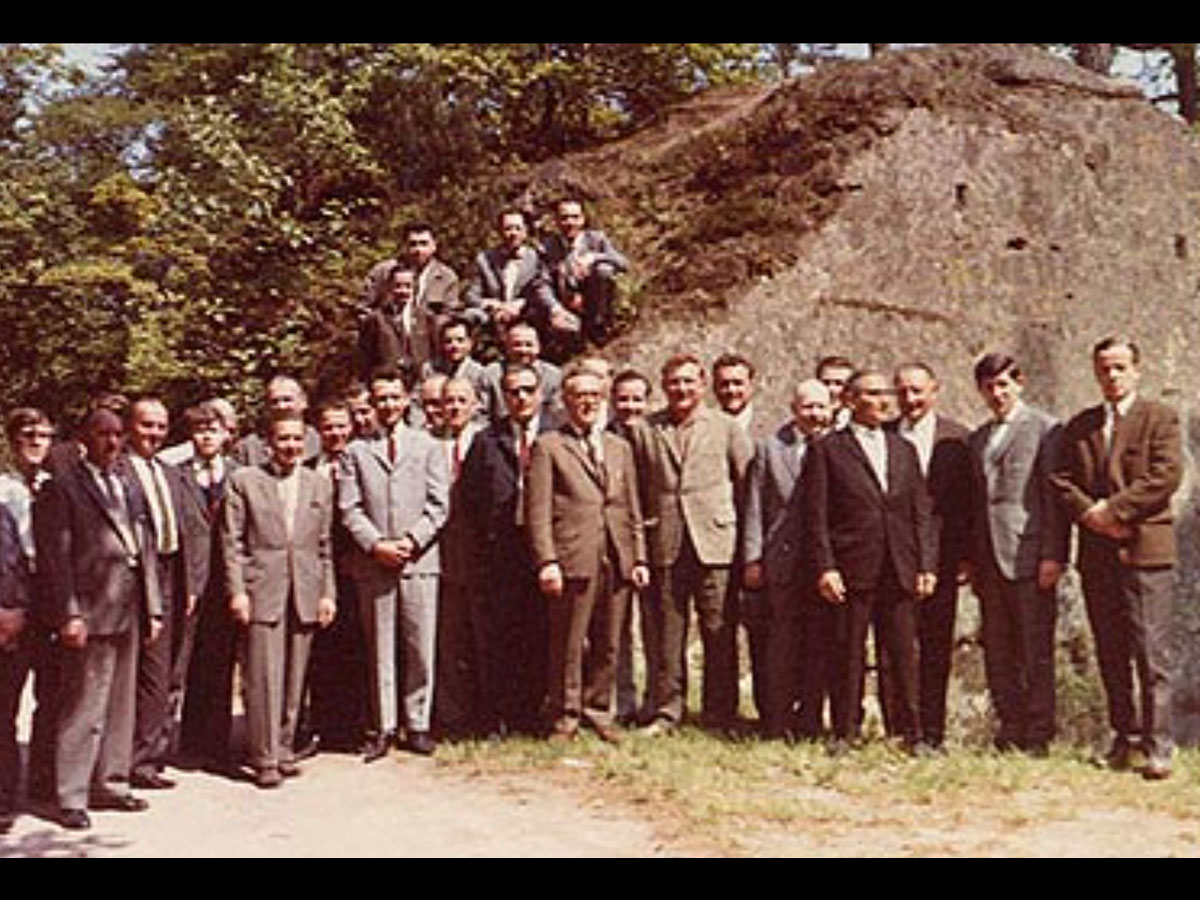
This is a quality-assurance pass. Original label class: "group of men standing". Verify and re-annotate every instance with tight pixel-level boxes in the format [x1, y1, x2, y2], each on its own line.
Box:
[0, 223, 1185, 840]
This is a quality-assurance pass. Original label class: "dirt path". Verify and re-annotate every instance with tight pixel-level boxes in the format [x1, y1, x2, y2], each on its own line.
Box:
[0, 750, 679, 859]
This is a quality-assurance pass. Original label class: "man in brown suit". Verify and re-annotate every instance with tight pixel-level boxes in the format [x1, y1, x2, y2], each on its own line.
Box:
[526, 364, 649, 743]
[628, 353, 754, 733]
[223, 412, 336, 788]
[1051, 336, 1183, 780]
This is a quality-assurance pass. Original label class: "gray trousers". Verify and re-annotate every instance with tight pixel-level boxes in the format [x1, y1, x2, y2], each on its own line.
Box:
[359, 574, 438, 735]
[243, 609, 314, 773]
[56, 628, 138, 810]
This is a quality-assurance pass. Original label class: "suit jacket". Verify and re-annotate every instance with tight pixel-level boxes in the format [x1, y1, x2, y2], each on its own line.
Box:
[628, 406, 754, 569]
[459, 413, 555, 578]
[32, 459, 163, 636]
[1051, 396, 1182, 569]
[803, 426, 935, 592]
[223, 462, 336, 625]
[337, 424, 449, 581]
[967, 402, 1069, 580]
[0, 503, 26, 614]
[890, 413, 973, 577]
[540, 228, 629, 293]
[525, 426, 646, 582]
[437, 423, 482, 585]
[742, 423, 813, 587]
[464, 244, 562, 327]
[177, 455, 237, 602]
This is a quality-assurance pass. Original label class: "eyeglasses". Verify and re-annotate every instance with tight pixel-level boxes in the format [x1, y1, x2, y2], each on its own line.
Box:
[504, 385, 538, 397]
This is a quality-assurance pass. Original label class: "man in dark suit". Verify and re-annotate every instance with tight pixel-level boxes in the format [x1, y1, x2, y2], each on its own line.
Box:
[742, 378, 833, 739]
[539, 197, 629, 347]
[459, 363, 556, 737]
[1051, 336, 1183, 779]
[802, 369, 936, 752]
[357, 264, 435, 381]
[362, 221, 464, 342]
[177, 402, 240, 772]
[223, 412, 336, 788]
[526, 364, 649, 743]
[33, 408, 164, 830]
[889, 362, 973, 751]
[967, 353, 1068, 756]
[627, 353, 755, 734]
[123, 396, 188, 790]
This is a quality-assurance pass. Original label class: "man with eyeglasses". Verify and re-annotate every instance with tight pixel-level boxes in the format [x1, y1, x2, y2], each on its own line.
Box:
[459, 364, 556, 737]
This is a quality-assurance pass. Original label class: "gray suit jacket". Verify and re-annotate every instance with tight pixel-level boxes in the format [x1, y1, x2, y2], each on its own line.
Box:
[464, 244, 563, 327]
[629, 406, 754, 568]
[968, 402, 1069, 580]
[337, 424, 450, 581]
[222, 463, 336, 625]
[742, 423, 811, 587]
[33, 459, 163, 636]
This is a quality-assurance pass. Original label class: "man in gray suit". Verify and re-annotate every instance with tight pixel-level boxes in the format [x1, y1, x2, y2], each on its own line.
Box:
[223, 412, 336, 789]
[33, 408, 164, 830]
[338, 363, 450, 759]
[628, 352, 754, 734]
[742, 378, 833, 738]
[967, 353, 1069, 756]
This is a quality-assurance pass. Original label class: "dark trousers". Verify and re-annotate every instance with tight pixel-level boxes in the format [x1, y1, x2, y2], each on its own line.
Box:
[433, 576, 479, 739]
[481, 547, 547, 735]
[797, 593, 838, 740]
[0, 622, 60, 809]
[654, 537, 738, 728]
[1081, 552, 1175, 762]
[306, 574, 368, 750]
[976, 561, 1057, 749]
[832, 572, 919, 743]
[179, 585, 238, 767]
[133, 552, 182, 777]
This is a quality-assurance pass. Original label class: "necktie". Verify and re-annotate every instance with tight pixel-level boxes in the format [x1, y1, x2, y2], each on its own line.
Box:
[388, 429, 398, 465]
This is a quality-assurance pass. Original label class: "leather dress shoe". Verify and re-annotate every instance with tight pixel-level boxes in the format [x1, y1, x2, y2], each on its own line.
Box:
[1142, 758, 1173, 781]
[131, 771, 176, 790]
[406, 731, 436, 756]
[255, 768, 283, 789]
[592, 721, 624, 745]
[89, 791, 149, 812]
[278, 759, 301, 778]
[362, 733, 392, 763]
[59, 808, 92, 830]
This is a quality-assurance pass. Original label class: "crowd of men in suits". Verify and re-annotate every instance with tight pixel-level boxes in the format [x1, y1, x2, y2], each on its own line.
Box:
[0, 194, 1185, 836]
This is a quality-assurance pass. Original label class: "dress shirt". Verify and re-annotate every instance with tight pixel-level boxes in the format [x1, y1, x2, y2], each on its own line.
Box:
[898, 412, 937, 476]
[85, 460, 139, 554]
[1104, 392, 1136, 450]
[851, 422, 888, 488]
[191, 454, 226, 490]
[272, 463, 301, 540]
[130, 454, 180, 555]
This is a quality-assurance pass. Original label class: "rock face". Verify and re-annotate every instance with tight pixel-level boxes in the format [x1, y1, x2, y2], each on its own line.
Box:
[527, 44, 1200, 744]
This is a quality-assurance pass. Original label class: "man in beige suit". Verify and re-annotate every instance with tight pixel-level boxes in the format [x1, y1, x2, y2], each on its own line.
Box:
[526, 364, 649, 743]
[223, 412, 336, 788]
[628, 353, 754, 733]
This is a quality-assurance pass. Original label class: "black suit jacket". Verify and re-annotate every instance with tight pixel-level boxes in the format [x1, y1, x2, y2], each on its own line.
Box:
[802, 426, 935, 593]
[176, 456, 238, 603]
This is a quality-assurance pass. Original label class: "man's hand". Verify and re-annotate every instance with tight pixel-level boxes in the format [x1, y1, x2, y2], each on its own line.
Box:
[230, 593, 251, 626]
[538, 562, 564, 598]
[0, 607, 26, 649]
[916, 572, 938, 600]
[743, 561, 764, 592]
[318, 597, 337, 628]
[631, 564, 650, 590]
[1081, 500, 1133, 540]
[1037, 559, 1064, 592]
[60, 616, 88, 649]
[818, 569, 847, 605]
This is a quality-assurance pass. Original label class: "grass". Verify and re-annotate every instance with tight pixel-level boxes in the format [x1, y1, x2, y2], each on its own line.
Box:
[434, 725, 1200, 857]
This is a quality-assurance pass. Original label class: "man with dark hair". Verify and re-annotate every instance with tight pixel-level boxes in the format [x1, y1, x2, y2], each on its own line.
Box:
[816, 355, 856, 430]
[803, 370, 936, 753]
[1051, 336, 1182, 779]
[967, 352, 1068, 756]
[459, 363, 556, 736]
[421, 315, 492, 423]
[338, 364, 449, 759]
[627, 353, 754, 734]
[34, 408, 164, 829]
[540, 197, 629, 347]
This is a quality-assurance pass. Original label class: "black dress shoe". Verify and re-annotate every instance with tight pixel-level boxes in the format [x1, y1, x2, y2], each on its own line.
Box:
[278, 759, 301, 778]
[59, 808, 92, 830]
[293, 734, 320, 761]
[89, 791, 149, 812]
[131, 771, 177, 790]
[406, 731, 436, 756]
[362, 733, 391, 763]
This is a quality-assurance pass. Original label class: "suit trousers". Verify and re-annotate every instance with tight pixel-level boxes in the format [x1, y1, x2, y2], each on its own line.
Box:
[797, 592, 838, 740]
[761, 580, 806, 737]
[179, 583, 238, 767]
[433, 575, 478, 738]
[1081, 552, 1175, 762]
[832, 573, 919, 743]
[56, 627, 138, 810]
[0, 619, 59, 808]
[306, 573, 368, 750]
[359, 573, 438, 737]
[547, 557, 627, 729]
[133, 551, 181, 777]
[243, 606, 315, 772]
[975, 560, 1057, 749]
[615, 584, 660, 723]
[654, 536, 739, 728]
